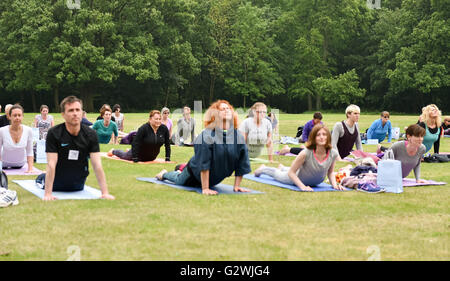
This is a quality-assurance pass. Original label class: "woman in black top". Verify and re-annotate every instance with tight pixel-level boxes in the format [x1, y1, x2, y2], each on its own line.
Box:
[108, 110, 171, 162]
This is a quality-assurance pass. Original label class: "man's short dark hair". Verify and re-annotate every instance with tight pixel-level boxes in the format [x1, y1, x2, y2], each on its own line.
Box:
[60, 96, 83, 113]
[313, 112, 323, 120]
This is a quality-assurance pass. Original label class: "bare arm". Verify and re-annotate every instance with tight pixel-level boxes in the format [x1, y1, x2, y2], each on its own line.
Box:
[233, 175, 249, 192]
[43, 153, 58, 201]
[287, 150, 313, 191]
[327, 159, 344, 190]
[200, 170, 217, 195]
[90, 152, 115, 200]
[266, 131, 273, 162]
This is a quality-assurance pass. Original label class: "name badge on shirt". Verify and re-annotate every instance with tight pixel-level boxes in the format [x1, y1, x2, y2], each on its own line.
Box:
[68, 150, 79, 160]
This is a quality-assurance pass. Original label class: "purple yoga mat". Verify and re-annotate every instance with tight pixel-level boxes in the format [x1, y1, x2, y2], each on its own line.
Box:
[3, 164, 43, 175]
[275, 151, 297, 157]
[402, 178, 446, 187]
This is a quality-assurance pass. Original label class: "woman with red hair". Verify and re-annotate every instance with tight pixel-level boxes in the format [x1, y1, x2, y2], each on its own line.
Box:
[156, 100, 251, 195]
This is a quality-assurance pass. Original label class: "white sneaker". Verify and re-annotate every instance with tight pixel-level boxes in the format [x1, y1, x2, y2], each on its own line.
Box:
[0, 190, 19, 207]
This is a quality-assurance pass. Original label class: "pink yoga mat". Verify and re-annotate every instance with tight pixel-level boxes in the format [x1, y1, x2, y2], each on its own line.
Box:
[3, 164, 43, 175]
[275, 151, 297, 157]
[100, 152, 176, 164]
[402, 178, 446, 187]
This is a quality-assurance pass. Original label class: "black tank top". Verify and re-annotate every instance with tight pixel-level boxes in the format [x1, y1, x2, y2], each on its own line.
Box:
[337, 121, 358, 159]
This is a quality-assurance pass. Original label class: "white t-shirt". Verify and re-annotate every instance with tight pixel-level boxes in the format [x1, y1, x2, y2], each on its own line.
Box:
[239, 117, 272, 157]
[0, 125, 33, 167]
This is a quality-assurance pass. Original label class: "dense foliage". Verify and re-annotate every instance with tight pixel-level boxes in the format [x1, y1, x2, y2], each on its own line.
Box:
[0, 0, 448, 113]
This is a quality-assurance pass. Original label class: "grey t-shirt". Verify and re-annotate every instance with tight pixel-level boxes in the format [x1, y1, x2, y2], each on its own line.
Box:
[390, 141, 426, 180]
[297, 148, 339, 186]
[239, 117, 272, 158]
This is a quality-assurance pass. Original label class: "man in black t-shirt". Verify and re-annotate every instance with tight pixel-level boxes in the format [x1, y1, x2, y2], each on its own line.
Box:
[0, 104, 12, 128]
[42, 96, 115, 201]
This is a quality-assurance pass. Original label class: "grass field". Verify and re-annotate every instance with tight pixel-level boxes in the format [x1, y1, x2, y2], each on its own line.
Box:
[0, 111, 449, 261]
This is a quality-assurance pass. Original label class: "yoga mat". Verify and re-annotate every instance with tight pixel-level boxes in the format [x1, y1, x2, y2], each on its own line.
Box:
[100, 152, 176, 164]
[275, 151, 297, 157]
[249, 158, 271, 164]
[402, 178, 446, 187]
[3, 164, 43, 176]
[243, 174, 350, 192]
[13, 180, 102, 200]
[136, 177, 264, 195]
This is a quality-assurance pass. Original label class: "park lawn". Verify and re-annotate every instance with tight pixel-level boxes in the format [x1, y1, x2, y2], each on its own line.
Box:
[0, 112, 448, 260]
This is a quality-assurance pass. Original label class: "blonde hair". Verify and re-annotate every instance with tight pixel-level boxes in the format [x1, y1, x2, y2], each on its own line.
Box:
[420, 104, 441, 127]
[345, 104, 360, 117]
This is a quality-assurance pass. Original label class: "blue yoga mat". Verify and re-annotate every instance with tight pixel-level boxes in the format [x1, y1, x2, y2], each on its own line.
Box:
[13, 180, 102, 200]
[243, 174, 350, 192]
[136, 177, 264, 195]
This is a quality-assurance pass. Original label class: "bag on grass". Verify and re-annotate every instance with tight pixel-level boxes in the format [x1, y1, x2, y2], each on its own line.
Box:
[423, 154, 449, 163]
[295, 126, 304, 138]
[0, 171, 8, 189]
[377, 159, 403, 193]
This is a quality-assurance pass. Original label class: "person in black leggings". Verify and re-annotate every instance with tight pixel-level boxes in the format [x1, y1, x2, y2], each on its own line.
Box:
[108, 110, 171, 162]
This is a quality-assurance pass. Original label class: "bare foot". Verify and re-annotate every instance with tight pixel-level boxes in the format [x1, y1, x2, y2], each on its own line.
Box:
[254, 164, 266, 177]
[107, 148, 114, 157]
[376, 144, 382, 155]
[279, 145, 291, 155]
[155, 169, 168, 180]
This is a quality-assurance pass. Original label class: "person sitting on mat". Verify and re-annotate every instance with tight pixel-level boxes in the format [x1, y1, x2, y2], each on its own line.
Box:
[367, 111, 392, 144]
[443, 116, 450, 136]
[108, 110, 171, 162]
[331, 104, 363, 160]
[172, 106, 196, 146]
[301, 112, 323, 143]
[156, 100, 251, 195]
[417, 104, 443, 154]
[92, 106, 119, 144]
[254, 124, 343, 191]
[278, 112, 322, 156]
[239, 102, 274, 162]
[40, 96, 114, 201]
[0, 104, 12, 128]
[33, 105, 54, 140]
[0, 104, 34, 172]
[386, 124, 427, 183]
[161, 107, 173, 139]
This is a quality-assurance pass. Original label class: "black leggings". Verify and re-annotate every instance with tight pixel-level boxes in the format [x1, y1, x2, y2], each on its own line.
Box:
[290, 147, 304, 155]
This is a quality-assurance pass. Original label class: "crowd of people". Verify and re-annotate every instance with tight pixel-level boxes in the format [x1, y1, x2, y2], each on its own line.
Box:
[0, 97, 447, 200]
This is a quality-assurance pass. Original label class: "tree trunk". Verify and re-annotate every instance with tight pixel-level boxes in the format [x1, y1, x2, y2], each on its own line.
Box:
[164, 86, 170, 106]
[81, 87, 94, 113]
[209, 74, 216, 105]
[315, 95, 321, 110]
[31, 92, 37, 112]
[307, 94, 313, 111]
[53, 87, 59, 112]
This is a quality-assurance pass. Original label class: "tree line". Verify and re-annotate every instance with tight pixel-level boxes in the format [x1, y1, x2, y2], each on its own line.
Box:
[0, 0, 448, 113]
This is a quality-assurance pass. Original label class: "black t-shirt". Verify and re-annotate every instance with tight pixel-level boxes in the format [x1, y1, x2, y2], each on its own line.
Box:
[0, 115, 10, 128]
[46, 123, 100, 189]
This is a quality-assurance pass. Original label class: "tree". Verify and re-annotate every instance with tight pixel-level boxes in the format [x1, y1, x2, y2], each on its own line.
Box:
[224, 2, 283, 108]
[313, 69, 366, 107]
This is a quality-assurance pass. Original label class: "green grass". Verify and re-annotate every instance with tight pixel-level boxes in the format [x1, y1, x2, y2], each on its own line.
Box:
[0, 112, 448, 260]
